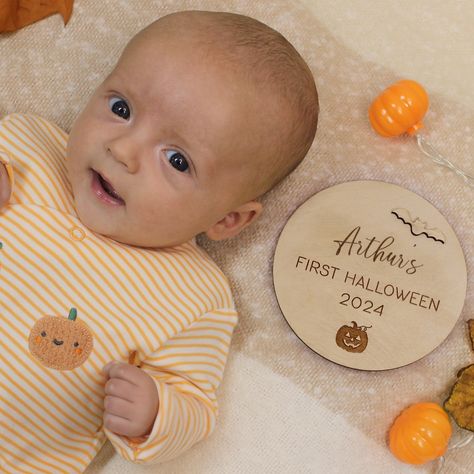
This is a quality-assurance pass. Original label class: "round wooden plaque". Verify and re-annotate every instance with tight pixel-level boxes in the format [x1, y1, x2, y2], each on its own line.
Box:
[273, 181, 467, 370]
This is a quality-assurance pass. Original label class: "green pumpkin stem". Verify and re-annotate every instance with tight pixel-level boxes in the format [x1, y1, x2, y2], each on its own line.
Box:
[68, 308, 77, 321]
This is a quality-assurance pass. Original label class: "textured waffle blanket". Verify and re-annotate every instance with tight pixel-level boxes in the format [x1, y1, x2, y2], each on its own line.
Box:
[1, 1, 473, 473]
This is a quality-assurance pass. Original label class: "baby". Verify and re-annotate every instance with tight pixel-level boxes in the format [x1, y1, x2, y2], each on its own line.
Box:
[0, 10, 318, 473]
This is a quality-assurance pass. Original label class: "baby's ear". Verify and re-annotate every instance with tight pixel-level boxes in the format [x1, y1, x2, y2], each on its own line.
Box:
[205, 201, 263, 241]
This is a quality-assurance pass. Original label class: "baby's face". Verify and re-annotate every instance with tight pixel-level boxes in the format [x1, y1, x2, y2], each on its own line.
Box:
[67, 29, 263, 247]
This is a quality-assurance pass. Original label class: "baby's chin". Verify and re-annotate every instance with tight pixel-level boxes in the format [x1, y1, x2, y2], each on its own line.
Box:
[72, 194, 126, 241]
[73, 204, 162, 247]
[72, 193, 193, 248]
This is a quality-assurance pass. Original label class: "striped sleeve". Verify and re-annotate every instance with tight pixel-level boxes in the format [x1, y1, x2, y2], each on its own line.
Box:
[104, 307, 239, 464]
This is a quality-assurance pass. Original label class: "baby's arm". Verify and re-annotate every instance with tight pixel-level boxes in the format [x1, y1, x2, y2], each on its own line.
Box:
[0, 152, 13, 209]
[103, 307, 238, 465]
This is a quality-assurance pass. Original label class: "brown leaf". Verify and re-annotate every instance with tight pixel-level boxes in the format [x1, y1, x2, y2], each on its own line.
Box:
[444, 364, 474, 431]
[0, 0, 74, 33]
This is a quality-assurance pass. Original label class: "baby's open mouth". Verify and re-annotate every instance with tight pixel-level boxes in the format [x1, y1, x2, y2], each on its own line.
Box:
[91, 169, 125, 205]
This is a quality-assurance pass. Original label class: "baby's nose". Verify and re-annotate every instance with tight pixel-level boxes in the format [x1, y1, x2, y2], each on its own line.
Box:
[107, 137, 141, 173]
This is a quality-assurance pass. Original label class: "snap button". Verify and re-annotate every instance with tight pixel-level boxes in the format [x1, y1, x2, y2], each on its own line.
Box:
[69, 226, 86, 241]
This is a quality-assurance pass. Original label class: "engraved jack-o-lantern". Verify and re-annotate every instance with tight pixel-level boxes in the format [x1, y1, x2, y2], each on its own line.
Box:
[29, 308, 93, 370]
[335, 321, 371, 353]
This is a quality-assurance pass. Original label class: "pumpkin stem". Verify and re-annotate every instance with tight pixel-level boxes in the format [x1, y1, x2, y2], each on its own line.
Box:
[407, 122, 424, 136]
[351, 321, 372, 331]
[68, 308, 77, 321]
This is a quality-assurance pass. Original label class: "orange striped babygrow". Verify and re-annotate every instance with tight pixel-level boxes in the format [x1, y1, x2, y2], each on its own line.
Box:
[0, 113, 238, 473]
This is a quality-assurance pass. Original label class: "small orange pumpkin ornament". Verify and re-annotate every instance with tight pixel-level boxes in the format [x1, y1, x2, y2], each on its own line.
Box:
[369, 79, 474, 188]
[369, 79, 429, 137]
[389, 402, 452, 465]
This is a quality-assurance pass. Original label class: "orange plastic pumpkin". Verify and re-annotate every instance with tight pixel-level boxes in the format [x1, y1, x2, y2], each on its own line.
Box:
[369, 79, 429, 137]
[389, 402, 452, 465]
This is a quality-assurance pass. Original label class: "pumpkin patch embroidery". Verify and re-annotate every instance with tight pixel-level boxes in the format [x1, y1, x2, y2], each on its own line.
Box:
[28, 308, 93, 370]
[335, 321, 371, 353]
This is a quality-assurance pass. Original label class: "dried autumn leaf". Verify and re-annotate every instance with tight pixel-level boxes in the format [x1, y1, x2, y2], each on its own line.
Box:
[0, 0, 74, 33]
[468, 319, 474, 352]
[444, 364, 474, 431]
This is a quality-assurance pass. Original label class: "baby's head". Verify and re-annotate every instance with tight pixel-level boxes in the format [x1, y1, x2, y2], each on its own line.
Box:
[67, 10, 319, 248]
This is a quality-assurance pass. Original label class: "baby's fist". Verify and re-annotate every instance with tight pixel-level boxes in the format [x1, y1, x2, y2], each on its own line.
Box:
[0, 163, 11, 210]
[103, 361, 159, 438]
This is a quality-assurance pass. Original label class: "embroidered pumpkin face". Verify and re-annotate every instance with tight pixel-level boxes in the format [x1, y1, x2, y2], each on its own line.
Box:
[28, 308, 93, 370]
[335, 321, 370, 353]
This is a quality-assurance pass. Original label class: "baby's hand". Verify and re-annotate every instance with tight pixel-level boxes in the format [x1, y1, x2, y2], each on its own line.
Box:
[102, 361, 159, 438]
[0, 163, 11, 209]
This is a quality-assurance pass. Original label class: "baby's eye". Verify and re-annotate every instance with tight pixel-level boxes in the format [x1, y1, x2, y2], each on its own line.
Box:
[165, 150, 189, 173]
[109, 97, 130, 120]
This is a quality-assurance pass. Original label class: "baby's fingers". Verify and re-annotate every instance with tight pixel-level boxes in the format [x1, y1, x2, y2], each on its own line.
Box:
[0, 163, 11, 209]
[103, 360, 143, 385]
[104, 394, 133, 419]
[105, 378, 136, 402]
[104, 412, 142, 437]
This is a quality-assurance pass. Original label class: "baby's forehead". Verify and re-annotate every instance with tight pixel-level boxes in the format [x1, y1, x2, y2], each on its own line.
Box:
[114, 28, 227, 90]
[112, 26, 277, 115]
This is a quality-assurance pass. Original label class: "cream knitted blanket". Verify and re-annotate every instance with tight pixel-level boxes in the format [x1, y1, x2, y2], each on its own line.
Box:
[1, 1, 473, 472]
